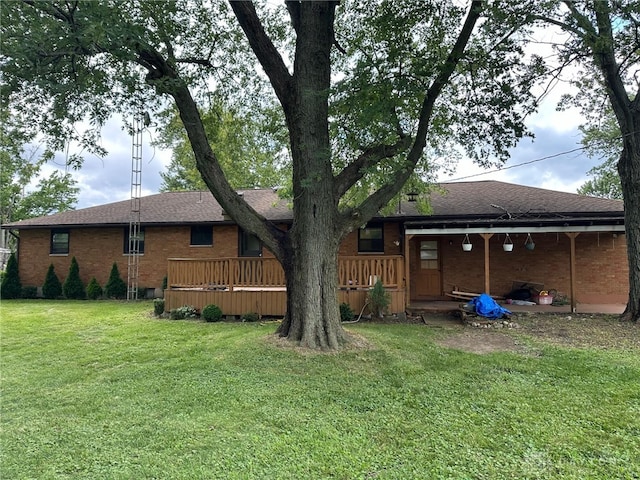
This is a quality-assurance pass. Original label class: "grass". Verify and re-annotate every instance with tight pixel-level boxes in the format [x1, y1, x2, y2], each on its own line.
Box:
[1, 300, 639, 479]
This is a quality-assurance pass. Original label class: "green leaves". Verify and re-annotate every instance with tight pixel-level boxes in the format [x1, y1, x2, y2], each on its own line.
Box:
[0, 109, 79, 226]
[157, 98, 289, 191]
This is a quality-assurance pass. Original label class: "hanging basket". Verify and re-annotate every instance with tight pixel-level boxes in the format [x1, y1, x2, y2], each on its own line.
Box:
[462, 234, 472, 251]
[525, 233, 535, 251]
[503, 233, 513, 252]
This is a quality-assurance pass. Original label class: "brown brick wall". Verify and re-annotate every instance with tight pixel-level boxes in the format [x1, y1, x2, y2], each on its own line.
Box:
[339, 222, 403, 256]
[16, 225, 628, 304]
[17, 224, 273, 290]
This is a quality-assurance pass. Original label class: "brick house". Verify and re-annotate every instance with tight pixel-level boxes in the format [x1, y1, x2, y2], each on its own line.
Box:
[1, 181, 627, 314]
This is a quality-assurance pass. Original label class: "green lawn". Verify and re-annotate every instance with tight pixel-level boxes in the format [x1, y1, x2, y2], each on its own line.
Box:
[1, 301, 639, 479]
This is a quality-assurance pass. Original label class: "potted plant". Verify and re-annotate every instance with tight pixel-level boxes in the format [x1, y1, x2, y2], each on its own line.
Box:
[503, 234, 513, 252]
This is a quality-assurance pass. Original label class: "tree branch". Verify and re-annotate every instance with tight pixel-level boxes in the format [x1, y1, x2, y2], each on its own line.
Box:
[285, 1, 301, 35]
[344, 0, 484, 226]
[590, 1, 633, 130]
[333, 137, 413, 199]
[229, 1, 295, 112]
[174, 57, 215, 68]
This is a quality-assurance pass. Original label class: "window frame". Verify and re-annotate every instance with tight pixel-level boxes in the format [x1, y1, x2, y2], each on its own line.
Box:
[239, 228, 262, 257]
[123, 226, 145, 255]
[50, 228, 70, 255]
[190, 225, 213, 246]
[358, 222, 384, 253]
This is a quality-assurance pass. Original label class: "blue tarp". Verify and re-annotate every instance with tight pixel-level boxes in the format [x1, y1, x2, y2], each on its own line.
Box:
[468, 293, 512, 319]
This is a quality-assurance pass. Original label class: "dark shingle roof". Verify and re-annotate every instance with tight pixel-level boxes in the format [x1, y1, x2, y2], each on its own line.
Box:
[2, 181, 624, 230]
[429, 181, 622, 216]
[3, 189, 291, 229]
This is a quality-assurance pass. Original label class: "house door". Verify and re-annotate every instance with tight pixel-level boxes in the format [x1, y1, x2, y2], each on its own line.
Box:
[410, 238, 442, 300]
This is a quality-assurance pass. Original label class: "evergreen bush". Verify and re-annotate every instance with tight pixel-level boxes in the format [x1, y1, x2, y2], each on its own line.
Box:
[104, 262, 127, 299]
[1, 252, 21, 299]
[21, 286, 38, 299]
[86, 277, 103, 300]
[340, 302, 354, 322]
[153, 298, 165, 316]
[42, 264, 63, 299]
[63, 256, 86, 299]
[202, 304, 223, 322]
[367, 279, 391, 319]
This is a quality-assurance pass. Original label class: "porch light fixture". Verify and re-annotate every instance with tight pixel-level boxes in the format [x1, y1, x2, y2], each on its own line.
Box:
[407, 191, 419, 202]
[525, 233, 535, 250]
[462, 234, 472, 251]
[503, 233, 514, 252]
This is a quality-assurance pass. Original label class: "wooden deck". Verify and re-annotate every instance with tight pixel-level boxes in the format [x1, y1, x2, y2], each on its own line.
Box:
[165, 256, 406, 316]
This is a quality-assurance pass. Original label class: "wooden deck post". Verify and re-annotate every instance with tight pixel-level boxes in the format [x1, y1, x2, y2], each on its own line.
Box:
[480, 233, 494, 294]
[565, 232, 580, 312]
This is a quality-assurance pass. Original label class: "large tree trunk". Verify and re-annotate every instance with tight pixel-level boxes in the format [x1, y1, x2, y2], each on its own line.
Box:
[275, 2, 348, 348]
[586, 2, 640, 322]
[277, 219, 347, 349]
[618, 128, 640, 322]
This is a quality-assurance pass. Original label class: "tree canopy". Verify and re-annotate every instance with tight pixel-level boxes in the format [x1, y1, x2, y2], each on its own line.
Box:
[157, 98, 289, 192]
[577, 108, 623, 199]
[0, 108, 79, 245]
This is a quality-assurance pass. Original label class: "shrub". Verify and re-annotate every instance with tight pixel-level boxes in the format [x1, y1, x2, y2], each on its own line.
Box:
[63, 256, 86, 299]
[339, 302, 354, 322]
[162, 275, 167, 291]
[1, 252, 21, 299]
[367, 279, 390, 319]
[202, 304, 223, 322]
[153, 298, 165, 316]
[21, 286, 38, 299]
[86, 277, 103, 300]
[104, 263, 127, 299]
[241, 312, 260, 323]
[42, 264, 63, 299]
[170, 305, 198, 320]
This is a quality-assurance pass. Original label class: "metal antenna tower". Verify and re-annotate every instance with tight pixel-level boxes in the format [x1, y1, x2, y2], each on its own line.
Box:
[127, 111, 144, 300]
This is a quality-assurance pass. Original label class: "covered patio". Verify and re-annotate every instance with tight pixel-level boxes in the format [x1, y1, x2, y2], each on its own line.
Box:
[404, 224, 627, 313]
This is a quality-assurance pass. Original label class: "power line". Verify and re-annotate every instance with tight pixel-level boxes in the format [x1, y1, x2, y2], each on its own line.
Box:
[446, 145, 587, 182]
[448, 128, 637, 182]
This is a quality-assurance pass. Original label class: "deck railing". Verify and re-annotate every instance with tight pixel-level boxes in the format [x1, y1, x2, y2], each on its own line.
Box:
[167, 255, 404, 291]
[167, 257, 285, 290]
[338, 256, 403, 289]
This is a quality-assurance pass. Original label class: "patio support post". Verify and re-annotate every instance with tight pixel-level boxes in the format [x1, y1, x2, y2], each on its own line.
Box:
[480, 233, 494, 294]
[404, 233, 413, 308]
[565, 232, 580, 312]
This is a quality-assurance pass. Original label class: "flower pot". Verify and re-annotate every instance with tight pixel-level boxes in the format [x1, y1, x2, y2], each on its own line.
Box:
[462, 234, 472, 251]
[503, 233, 513, 252]
[524, 233, 535, 250]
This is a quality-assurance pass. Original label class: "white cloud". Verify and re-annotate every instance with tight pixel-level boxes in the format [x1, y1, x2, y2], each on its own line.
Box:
[42, 116, 172, 209]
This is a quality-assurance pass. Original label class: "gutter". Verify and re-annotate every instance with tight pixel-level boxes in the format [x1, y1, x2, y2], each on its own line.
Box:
[405, 224, 626, 235]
